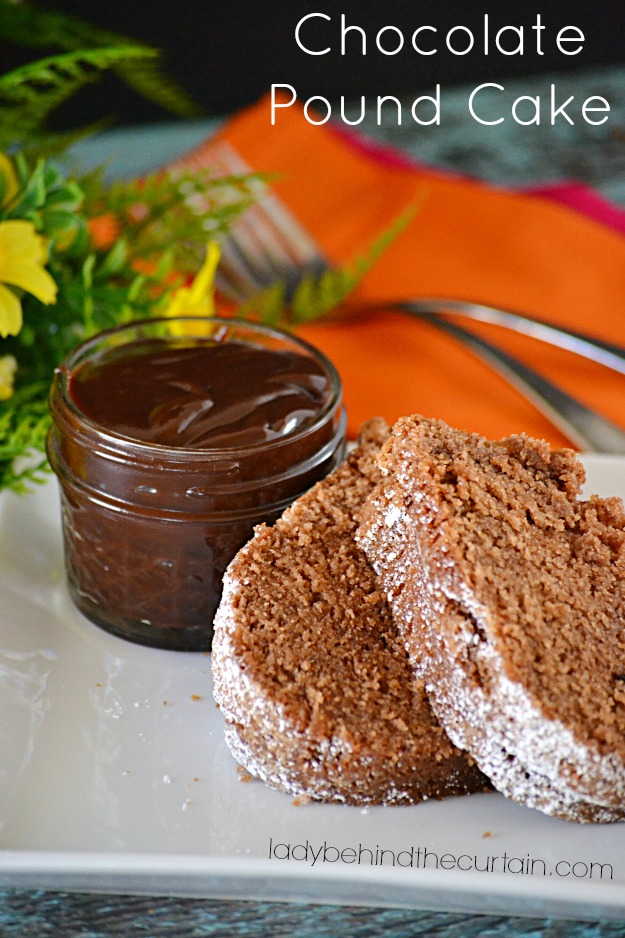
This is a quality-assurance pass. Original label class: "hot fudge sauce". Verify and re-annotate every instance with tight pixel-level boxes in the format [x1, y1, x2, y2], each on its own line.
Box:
[69, 340, 332, 449]
[47, 318, 345, 650]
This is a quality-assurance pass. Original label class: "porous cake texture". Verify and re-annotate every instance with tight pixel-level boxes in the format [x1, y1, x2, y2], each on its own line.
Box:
[211, 419, 488, 805]
[357, 415, 625, 822]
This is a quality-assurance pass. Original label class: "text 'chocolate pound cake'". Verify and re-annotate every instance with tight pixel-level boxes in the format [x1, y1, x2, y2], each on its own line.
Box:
[211, 419, 488, 805]
[357, 415, 625, 822]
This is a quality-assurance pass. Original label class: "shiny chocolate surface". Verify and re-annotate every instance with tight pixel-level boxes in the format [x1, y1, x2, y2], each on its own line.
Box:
[69, 339, 331, 449]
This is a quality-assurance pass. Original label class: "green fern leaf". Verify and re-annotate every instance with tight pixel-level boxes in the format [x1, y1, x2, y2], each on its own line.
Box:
[0, 45, 158, 148]
[238, 204, 417, 328]
[0, 0, 200, 118]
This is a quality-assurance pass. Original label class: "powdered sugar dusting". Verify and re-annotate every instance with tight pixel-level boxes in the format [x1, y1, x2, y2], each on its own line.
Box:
[357, 415, 625, 823]
[211, 421, 488, 806]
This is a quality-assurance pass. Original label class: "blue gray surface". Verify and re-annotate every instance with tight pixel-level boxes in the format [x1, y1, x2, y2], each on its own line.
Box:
[3, 894, 625, 937]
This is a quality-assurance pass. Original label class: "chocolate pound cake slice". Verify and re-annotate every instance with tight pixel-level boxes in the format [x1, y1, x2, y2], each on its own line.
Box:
[357, 415, 625, 822]
[211, 419, 488, 804]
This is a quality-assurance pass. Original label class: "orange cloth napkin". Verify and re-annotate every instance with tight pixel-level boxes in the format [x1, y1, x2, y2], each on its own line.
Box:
[183, 95, 625, 447]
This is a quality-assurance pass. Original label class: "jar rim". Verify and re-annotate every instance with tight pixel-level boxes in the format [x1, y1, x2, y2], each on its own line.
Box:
[51, 316, 344, 462]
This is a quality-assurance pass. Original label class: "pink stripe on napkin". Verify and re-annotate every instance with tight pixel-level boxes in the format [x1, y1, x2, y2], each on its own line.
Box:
[330, 124, 625, 238]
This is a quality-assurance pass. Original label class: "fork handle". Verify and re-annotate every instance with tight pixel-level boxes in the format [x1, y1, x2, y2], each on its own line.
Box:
[422, 314, 625, 454]
[346, 298, 625, 375]
[399, 299, 625, 376]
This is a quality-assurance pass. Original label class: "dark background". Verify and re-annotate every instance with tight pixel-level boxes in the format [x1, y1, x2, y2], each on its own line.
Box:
[3, 0, 625, 125]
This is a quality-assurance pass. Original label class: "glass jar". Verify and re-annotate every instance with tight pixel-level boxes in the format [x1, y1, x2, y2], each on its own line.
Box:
[47, 317, 346, 651]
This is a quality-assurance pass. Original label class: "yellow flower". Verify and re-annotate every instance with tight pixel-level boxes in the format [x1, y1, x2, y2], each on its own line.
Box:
[0, 153, 19, 208]
[162, 242, 220, 333]
[0, 220, 58, 338]
[0, 354, 17, 401]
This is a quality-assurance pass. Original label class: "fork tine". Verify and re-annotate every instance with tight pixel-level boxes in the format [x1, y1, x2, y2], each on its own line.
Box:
[206, 141, 324, 264]
[175, 137, 625, 452]
[215, 240, 266, 302]
[248, 191, 326, 267]
[195, 139, 328, 299]
[215, 218, 315, 302]
[176, 137, 625, 452]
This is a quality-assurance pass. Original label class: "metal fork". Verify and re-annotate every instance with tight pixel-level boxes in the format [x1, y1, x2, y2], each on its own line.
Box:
[199, 140, 625, 452]
[420, 315, 625, 453]
[198, 140, 327, 302]
[390, 298, 625, 378]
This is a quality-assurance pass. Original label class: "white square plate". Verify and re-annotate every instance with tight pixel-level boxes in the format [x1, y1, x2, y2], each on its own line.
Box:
[1, 456, 625, 921]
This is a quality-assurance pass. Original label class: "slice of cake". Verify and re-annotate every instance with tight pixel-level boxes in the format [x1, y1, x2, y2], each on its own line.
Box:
[211, 419, 488, 804]
[357, 415, 625, 822]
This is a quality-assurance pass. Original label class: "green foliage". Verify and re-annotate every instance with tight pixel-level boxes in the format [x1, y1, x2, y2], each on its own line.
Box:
[93, 166, 267, 274]
[0, 46, 160, 151]
[0, 0, 199, 120]
[7, 154, 84, 237]
[0, 383, 50, 492]
[238, 205, 416, 328]
[0, 2, 406, 495]
[0, 3, 207, 493]
[0, 151, 261, 491]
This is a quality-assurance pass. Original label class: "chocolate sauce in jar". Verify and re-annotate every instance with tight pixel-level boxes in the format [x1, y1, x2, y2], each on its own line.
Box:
[47, 319, 346, 651]
[69, 340, 331, 449]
